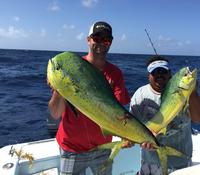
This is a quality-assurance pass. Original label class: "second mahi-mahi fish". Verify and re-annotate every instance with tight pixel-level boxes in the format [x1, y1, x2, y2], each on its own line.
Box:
[146, 67, 197, 134]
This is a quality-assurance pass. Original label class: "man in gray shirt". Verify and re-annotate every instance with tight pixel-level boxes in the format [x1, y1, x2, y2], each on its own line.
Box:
[129, 55, 200, 175]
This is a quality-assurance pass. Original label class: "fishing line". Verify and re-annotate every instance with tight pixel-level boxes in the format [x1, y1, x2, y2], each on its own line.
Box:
[144, 29, 158, 55]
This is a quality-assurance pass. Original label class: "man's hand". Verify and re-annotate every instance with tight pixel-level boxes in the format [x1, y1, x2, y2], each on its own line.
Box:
[121, 139, 135, 148]
[190, 80, 198, 98]
[140, 142, 155, 150]
[140, 129, 157, 150]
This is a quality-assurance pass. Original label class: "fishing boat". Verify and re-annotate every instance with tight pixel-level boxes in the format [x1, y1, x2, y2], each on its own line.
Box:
[0, 138, 60, 175]
[0, 134, 199, 175]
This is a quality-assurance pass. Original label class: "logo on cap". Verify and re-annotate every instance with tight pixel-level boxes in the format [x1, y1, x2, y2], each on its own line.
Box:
[95, 24, 111, 31]
[89, 21, 113, 37]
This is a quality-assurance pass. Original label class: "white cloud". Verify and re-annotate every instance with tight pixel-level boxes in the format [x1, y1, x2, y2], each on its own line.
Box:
[177, 41, 183, 46]
[158, 35, 173, 43]
[76, 32, 84, 40]
[120, 34, 126, 41]
[40, 28, 46, 37]
[48, 1, 60, 11]
[62, 24, 75, 30]
[157, 35, 173, 47]
[156, 35, 192, 48]
[177, 40, 191, 47]
[13, 16, 20, 22]
[0, 26, 28, 39]
[185, 40, 191, 45]
[57, 33, 62, 37]
[81, 0, 98, 7]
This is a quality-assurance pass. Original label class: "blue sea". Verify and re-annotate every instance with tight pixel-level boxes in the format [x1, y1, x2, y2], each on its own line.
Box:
[0, 49, 200, 174]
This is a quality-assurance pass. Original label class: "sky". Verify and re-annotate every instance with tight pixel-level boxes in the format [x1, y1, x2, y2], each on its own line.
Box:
[0, 0, 199, 56]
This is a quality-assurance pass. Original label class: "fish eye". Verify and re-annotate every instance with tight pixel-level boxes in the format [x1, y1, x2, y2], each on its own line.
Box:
[55, 63, 61, 70]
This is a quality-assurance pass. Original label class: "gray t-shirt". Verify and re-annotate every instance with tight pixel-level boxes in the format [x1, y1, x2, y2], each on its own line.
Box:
[129, 84, 192, 169]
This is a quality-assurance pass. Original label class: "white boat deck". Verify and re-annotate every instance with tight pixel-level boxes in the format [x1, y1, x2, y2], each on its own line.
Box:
[0, 134, 199, 175]
[0, 138, 60, 175]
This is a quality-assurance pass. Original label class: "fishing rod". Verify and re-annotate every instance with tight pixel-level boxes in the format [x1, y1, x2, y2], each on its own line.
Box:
[144, 29, 158, 55]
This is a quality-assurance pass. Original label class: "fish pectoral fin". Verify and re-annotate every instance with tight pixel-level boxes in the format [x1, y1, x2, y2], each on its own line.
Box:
[171, 88, 179, 95]
[179, 81, 189, 90]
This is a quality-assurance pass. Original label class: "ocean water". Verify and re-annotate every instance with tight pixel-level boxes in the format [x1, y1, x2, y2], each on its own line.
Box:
[0, 49, 200, 174]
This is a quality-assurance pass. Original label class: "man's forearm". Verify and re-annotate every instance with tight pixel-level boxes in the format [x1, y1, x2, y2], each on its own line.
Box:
[189, 90, 200, 123]
[48, 90, 65, 119]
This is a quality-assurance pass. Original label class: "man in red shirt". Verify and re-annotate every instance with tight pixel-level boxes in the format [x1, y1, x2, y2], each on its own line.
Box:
[48, 21, 130, 175]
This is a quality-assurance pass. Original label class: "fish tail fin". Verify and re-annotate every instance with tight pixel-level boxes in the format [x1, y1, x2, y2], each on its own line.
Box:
[156, 146, 187, 175]
[157, 147, 168, 175]
[95, 141, 124, 174]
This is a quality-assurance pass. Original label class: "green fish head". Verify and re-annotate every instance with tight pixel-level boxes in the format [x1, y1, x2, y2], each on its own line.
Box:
[47, 52, 78, 94]
[178, 67, 197, 90]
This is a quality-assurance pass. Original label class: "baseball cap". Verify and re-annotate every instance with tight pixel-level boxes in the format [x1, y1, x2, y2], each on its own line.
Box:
[88, 21, 113, 38]
[147, 60, 169, 73]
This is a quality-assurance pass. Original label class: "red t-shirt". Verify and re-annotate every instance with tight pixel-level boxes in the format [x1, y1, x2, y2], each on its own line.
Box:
[56, 57, 130, 153]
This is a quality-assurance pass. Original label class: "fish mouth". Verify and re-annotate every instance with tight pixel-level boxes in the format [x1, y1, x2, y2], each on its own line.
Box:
[50, 59, 53, 65]
[48, 59, 55, 71]
[179, 67, 197, 90]
[49, 58, 61, 72]
[186, 67, 197, 78]
[191, 68, 197, 78]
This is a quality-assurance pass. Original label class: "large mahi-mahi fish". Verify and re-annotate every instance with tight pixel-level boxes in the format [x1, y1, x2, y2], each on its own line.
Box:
[47, 52, 192, 175]
[146, 67, 197, 134]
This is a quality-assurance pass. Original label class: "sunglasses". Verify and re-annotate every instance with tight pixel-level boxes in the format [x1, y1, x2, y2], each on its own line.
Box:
[151, 68, 169, 76]
[91, 35, 113, 45]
